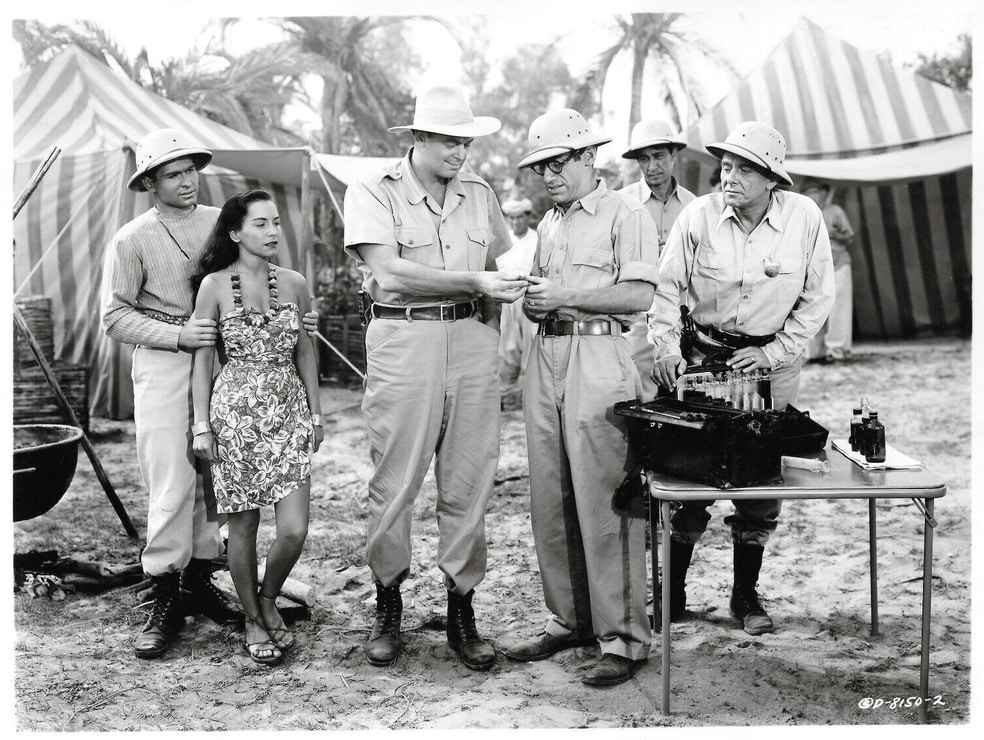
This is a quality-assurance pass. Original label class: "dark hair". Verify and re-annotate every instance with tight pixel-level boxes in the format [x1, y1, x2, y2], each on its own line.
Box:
[192, 189, 274, 296]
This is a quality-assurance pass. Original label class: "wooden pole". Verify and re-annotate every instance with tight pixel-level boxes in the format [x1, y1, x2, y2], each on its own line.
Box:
[13, 305, 139, 539]
[13, 146, 61, 220]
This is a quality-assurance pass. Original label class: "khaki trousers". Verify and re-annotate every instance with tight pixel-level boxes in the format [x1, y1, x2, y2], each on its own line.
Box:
[523, 333, 651, 661]
[361, 317, 500, 595]
[132, 347, 222, 575]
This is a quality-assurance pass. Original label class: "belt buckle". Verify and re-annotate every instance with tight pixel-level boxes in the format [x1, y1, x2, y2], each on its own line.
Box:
[440, 304, 454, 322]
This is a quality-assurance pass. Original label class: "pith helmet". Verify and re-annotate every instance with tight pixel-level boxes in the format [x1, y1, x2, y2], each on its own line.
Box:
[706, 121, 794, 187]
[127, 128, 213, 192]
[622, 119, 687, 159]
[388, 85, 501, 138]
[518, 109, 611, 169]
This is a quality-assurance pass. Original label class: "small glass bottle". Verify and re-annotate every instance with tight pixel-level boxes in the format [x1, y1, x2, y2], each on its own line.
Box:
[858, 397, 872, 455]
[849, 407, 863, 451]
[864, 411, 886, 463]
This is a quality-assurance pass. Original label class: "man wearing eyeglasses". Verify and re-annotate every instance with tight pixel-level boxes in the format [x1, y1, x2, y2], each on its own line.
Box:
[502, 109, 659, 687]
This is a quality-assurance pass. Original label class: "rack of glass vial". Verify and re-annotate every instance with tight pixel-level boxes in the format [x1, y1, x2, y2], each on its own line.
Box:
[676, 368, 772, 410]
[849, 396, 886, 463]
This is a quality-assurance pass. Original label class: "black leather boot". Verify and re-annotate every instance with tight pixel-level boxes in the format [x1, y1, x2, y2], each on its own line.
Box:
[366, 583, 403, 667]
[447, 589, 496, 671]
[134, 573, 184, 659]
[669, 540, 696, 621]
[729, 542, 775, 635]
[180, 558, 240, 625]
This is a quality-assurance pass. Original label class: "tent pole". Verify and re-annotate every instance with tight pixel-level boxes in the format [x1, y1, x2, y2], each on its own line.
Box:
[13, 305, 139, 539]
[301, 148, 315, 286]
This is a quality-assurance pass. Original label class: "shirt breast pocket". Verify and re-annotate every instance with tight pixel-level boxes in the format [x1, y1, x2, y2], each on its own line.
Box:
[572, 244, 615, 289]
[466, 228, 493, 271]
[395, 226, 435, 265]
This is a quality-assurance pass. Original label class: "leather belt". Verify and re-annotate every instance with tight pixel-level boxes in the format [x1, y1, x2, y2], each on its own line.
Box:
[371, 301, 477, 322]
[539, 319, 621, 337]
[695, 322, 774, 349]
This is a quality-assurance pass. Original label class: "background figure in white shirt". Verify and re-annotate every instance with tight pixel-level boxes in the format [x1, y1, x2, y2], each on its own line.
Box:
[617, 120, 695, 401]
[497, 198, 538, 407]
[800, 179, 856, 363]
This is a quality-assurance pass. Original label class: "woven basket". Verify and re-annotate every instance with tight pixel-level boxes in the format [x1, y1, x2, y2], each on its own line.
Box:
[13, 295, 55, 374]
[13, 362, 90, 432]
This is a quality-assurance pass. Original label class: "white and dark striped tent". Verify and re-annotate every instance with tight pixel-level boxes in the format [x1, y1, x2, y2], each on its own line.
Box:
[676, 17, 972, 339]
[13, 46, 327, 419]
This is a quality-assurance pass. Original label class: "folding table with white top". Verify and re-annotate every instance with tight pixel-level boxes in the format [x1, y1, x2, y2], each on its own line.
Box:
[646, 442, 945, 723]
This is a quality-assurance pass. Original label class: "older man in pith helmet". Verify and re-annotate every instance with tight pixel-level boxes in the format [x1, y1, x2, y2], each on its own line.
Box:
[343, 85, 527, 672]
[502, 108, 659, 687]
[103, 130, 319, 659]
[647, 120, 834, 636]
[617, 119, 696, 401]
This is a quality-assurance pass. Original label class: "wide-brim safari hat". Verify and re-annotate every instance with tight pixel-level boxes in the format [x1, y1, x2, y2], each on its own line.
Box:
[518, 109, 611, 169]
[126, 128, 213, 192]
[706, 121, 794, 187]
[388, 85, 501, 138]
[622, 119, 687, 159]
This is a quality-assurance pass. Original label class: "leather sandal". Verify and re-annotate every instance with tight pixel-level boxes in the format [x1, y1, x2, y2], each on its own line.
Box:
[243, 613, 282, 667]
[259, 591, 295, 650]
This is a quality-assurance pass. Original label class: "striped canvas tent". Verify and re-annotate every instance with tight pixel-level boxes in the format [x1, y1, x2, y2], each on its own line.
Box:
[676, 17, 972, 339]
[13, 46, 323, 419]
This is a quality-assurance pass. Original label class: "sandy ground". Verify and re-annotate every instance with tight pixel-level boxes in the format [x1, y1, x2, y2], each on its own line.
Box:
[8, 338, 973, 731]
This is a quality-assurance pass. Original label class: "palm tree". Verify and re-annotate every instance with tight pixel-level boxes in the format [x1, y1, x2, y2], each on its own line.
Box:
[12, 19, 313, 145]
[270, 16, 455, 156]
[576, 13, 738, 137]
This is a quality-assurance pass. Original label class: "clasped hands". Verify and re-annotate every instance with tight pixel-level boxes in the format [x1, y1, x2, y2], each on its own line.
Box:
[475, 272, 567, 320]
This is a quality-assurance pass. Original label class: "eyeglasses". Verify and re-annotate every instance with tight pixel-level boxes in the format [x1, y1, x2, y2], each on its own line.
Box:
[531, 150, 579, 176]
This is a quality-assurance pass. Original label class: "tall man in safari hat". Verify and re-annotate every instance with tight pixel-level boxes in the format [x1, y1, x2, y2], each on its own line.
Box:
[344, 85, 527, 671]
[617, 119, 696, 400]
[503, 109, 658, 686]
[104, 129, 319, 659]
[647, 120, 834, 635]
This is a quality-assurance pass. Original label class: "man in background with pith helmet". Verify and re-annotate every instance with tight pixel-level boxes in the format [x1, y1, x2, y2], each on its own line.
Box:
[617, 119, 696, 401]
[647, 120, 834, 637]
[344, 85, 526, 672]
[502, 108, 658, 687]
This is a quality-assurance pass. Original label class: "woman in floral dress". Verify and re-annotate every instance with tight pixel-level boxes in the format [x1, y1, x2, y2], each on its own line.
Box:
[191, 190, 324, 666]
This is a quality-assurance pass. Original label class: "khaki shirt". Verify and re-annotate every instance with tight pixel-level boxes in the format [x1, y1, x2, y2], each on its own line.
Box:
[533, 179, 660, 326]
[343, 150, 512, 306]
[618, 177, 696, 250]
[648, 190, 834, 368]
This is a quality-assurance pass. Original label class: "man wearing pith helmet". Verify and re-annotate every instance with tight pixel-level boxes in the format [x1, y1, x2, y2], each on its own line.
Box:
[647, 120, 834, 636]
[617, 119, 696, 401]
[502, 108, 658, 687]
[103, 129, 242, 659]
[343, 85, 526, 672]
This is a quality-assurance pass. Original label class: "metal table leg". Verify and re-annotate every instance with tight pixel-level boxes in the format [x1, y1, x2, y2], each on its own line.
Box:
[868, 498, 879, 636]
[919, 497, 935, 724]
[661, 499, 672, 715]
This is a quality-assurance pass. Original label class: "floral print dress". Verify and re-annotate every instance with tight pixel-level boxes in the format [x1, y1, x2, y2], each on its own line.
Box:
[210, 264, 312, 513]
